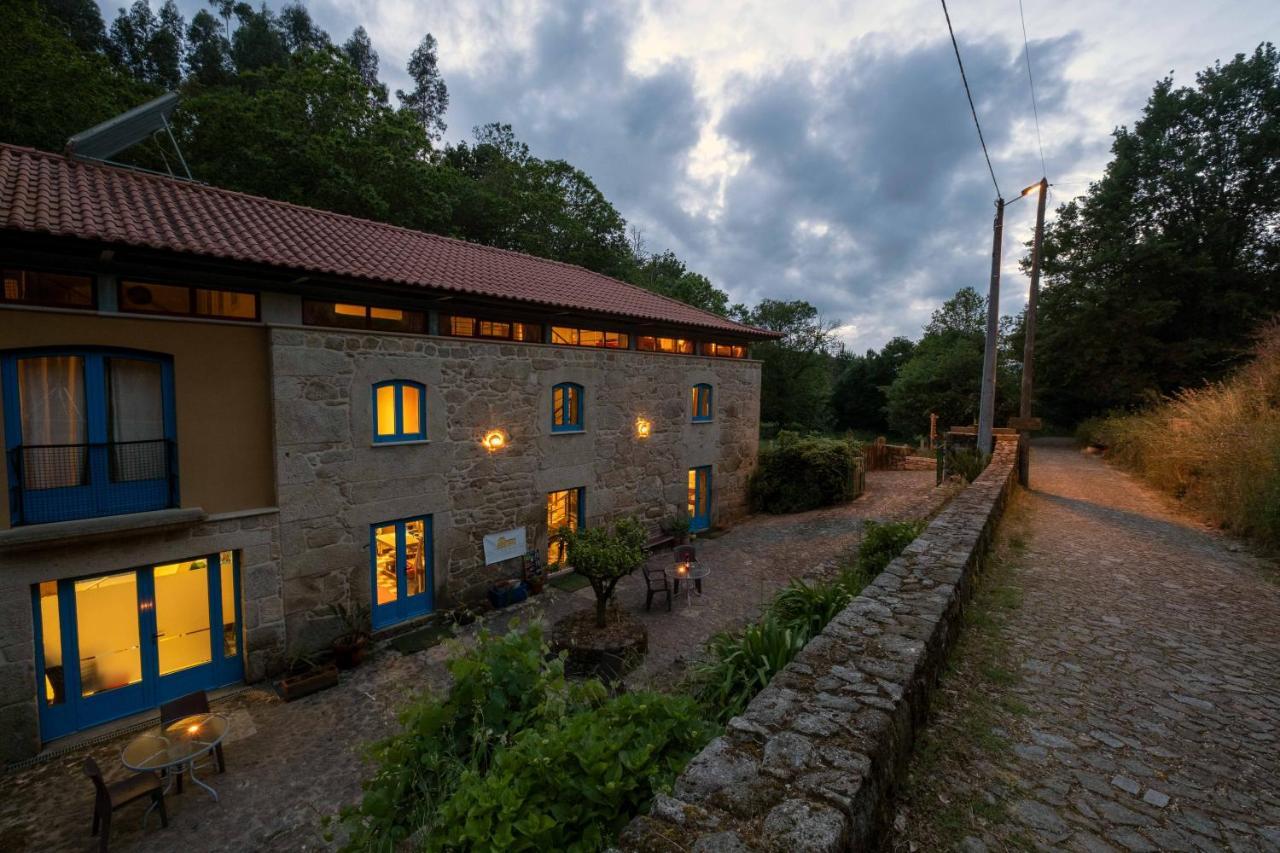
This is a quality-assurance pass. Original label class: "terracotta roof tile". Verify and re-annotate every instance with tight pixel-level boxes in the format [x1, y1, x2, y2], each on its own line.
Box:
[0, 144, 776, 338]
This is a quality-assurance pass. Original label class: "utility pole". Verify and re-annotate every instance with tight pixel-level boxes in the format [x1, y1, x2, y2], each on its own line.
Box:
[976, 197, 1004, 455]
[1018, 177, 1049, 486]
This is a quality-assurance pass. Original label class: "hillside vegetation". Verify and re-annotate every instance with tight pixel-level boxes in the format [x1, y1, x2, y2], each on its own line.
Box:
[1078, 323, 1280, 551]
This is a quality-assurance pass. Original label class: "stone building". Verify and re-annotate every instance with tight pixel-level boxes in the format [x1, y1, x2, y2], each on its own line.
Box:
[0, 143, 773, 761]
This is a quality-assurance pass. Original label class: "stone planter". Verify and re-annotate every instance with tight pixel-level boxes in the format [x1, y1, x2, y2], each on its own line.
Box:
[277, 663, 339, 701]
[332, 637, 369, 670]
[551, 609, 648, 683]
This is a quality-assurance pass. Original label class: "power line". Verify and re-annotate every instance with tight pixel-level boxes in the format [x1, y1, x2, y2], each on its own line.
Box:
[940, 0, 1002, 199]
[1019, 0, 1048, 178]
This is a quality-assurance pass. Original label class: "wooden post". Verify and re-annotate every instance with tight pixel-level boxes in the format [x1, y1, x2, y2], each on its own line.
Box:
[1018, 177, 1049, 486]
[977, 197, 1004, 456]
[929, 412, 939, 450]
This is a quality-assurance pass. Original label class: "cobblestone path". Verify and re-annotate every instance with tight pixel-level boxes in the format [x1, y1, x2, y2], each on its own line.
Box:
[0, 469, 947, 853]
[902, 440, 1280, 852]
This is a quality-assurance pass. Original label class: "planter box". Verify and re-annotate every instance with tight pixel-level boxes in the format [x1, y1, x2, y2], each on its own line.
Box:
[277, 663, 339, 702]
[488, 580, 529, 609]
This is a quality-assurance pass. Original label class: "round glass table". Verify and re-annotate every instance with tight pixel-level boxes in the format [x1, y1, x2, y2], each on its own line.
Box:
[673, 561, 710, 606]
[122, 712, 229, 802]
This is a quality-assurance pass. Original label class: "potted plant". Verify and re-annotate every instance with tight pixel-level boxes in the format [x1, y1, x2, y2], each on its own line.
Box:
[277, 651, 339, 701]
[329, 601, 371, 670]
[522, 549, 546, 594]
[448, 603, 478, 627]
[665, 513, 692, 546]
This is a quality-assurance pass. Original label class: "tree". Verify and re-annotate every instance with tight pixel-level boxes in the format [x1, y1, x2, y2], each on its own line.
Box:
[831, 336, 916, 434]
[39, 0, 109, 54]
[230, 3, 287, 73]
[629, 251, 730, 316]
[732, 300, 840, 430]
[397, 33, 448, 141]
[342, 26, 387, 103]
[1, 1, 156, 152]
[1033, 44, 1280, 424]
[278, 2, 328, 53]
[186, 9, 232, 87]
[559, 518, 648, 628]
[884, 287, 1019, 437]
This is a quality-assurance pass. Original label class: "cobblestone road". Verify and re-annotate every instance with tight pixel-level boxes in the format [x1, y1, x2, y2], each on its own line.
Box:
[0, 469, 947, 853]
[907, 441, 1280, 852]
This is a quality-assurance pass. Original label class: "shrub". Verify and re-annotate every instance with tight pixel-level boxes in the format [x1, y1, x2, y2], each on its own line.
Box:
[428, 692, 714, 852]
[856, 519, 927, 576]
[336, 625, 605, 850]
[1083, 322, 1280, 551]
[945, 446, 988, 483]
[749, 431, 863, 514]
[694, 616, 809, 722]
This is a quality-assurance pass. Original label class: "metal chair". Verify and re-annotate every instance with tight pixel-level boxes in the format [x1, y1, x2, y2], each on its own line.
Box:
[83, 756, 167, 852]
[673, 545, 702, 595]
[159, 691, 226, 793]
[641, 563, 672, 611]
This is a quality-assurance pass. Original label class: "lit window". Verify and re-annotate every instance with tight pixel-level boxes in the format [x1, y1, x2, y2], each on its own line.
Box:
[372, 380, 426, 442]
[546, 487, 584, 566]
[2, 269, 95, 309]
[120, 281, 257, 320]
[552, 382, 584, 432]
[691, 383, 713, 422]
[303, 300, 425, 333]
[638, 336, 695, 354]
[700, 341, 748, 358]
[445, 315, 542, 342]
[551, 326, 628, 349]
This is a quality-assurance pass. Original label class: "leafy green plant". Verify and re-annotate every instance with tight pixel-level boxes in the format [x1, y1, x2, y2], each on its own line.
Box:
[749, 431, 863, 514]
[335, 625, 605, 850]
[559, 517, 648, 627]
[945, 446, 989, 483]
[694, 616, 809, 723]
[857, 519, 927, 577]
[428, 692, 714, 852]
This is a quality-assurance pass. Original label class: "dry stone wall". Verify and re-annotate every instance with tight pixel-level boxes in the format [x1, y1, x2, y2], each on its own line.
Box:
[269, 327, 761, 651]
[621, 434, 1021, 852]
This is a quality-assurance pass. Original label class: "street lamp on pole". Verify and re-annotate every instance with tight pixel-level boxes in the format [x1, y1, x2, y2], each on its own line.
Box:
[1018, 177, 1049, 486]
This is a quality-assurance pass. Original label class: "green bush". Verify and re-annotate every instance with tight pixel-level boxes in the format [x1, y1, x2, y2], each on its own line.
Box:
[945, 446, 988, 483]
[336, 625, 605, 850]
[428, 692, 714, 852]
[856, 519, 927, 576]
[749, 431, 863, 514]
[694, 616, 809, 722]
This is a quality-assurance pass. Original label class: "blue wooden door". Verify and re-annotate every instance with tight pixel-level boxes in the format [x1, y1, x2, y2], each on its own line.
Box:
[688, 466, 712, 532]
[370, 516, 433, 629]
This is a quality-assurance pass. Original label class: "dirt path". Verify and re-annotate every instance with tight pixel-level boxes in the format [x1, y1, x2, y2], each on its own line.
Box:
[897, 440, 1280, 852]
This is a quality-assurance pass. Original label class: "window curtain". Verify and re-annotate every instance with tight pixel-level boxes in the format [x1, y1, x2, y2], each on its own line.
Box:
[107, 358, 165, 481]
[18, 357, 86, 488]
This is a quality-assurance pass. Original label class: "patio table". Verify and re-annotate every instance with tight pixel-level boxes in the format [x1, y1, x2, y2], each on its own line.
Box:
[673, 561, 710, 606]
[122, 712, 229, 804]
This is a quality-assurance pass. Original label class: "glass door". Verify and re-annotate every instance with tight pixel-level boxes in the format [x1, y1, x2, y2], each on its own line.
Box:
[32, 552, 244, 742]
[688, 467, 712, 532]
[370, 516, 433, 629]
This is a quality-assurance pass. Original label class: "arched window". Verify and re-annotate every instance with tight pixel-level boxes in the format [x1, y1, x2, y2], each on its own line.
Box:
[373, 380, 426, 443]
[691, 383, 713, 422]
[551, 382, 584, 432]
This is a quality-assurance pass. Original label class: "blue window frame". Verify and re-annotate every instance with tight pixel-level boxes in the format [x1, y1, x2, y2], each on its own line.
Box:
[2, 348, 178, 526]
[370, 516, 433, 629]
[372, 380, 426, 443]
[31, 551, 244, 743]
[691, 383, 713, 422]
[551, 382, 584, 432]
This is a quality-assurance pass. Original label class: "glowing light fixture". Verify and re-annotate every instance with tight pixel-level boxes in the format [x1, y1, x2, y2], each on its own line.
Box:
[1020, 181, 1042, 197]
[187, 723, 200, 733]
[635, 417, 652, 439]
[483, 429, 507, 452]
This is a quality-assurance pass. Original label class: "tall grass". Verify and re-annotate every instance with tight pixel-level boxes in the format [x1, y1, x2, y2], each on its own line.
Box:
[1078, 322, 1280, 551]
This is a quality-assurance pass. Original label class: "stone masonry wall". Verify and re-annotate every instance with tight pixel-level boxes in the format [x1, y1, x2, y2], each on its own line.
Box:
[621, 434, 1021, 852]
[270, 328, 761, 652]
[0, 509, 286, 763]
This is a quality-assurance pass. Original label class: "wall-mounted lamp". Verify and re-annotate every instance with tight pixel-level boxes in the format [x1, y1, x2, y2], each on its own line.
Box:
[635, 417, 652, 439]
[483, 429, 507, 452]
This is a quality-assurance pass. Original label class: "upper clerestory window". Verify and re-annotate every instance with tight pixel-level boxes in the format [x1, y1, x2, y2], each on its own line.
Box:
[303, 300, 425, 333]
[120, 280, 257, 321]
[2, 269, 95, 310]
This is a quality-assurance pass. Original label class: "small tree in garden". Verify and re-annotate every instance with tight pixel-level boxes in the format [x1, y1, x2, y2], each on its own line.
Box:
[558, 517, 647, 628]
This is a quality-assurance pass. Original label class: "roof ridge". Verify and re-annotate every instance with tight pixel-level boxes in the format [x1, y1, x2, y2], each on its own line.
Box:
[0, 142, 772, 334]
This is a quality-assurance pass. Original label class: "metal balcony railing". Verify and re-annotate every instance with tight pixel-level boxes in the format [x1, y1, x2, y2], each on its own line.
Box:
[7, 439, 177, 525]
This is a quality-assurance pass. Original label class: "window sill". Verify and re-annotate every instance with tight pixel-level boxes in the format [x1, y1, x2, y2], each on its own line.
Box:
[371, 439, 430, 447]
[550, 430, 585, 436]
[691, 419, 714, 424]
[0, 507, 207, 553]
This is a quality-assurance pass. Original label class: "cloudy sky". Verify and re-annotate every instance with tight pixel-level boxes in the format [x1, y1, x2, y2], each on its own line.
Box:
[110, 1, 1278, 350]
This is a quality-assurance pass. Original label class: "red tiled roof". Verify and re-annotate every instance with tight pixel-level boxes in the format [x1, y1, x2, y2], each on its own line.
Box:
[0, 143, 776, 338]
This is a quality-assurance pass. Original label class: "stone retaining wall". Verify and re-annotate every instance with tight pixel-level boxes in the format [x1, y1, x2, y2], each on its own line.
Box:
[621, 434, 1021, 852]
